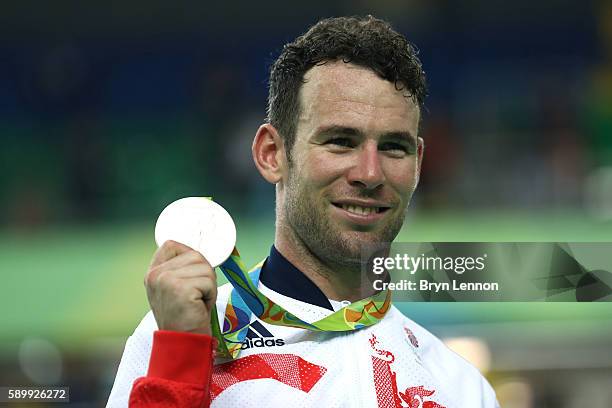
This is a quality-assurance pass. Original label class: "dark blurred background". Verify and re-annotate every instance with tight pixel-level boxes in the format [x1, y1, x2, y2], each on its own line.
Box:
[1, 1, 611, 407]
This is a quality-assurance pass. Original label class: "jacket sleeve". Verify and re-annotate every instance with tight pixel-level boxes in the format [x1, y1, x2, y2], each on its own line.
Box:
[129, 330, 215, 408]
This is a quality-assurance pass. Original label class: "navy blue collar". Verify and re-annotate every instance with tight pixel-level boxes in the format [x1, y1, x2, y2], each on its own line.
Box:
[259, 246, 334, 311]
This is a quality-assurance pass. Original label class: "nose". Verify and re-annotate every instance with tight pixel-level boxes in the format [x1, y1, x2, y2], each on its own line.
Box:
[347, 140, 385, 190]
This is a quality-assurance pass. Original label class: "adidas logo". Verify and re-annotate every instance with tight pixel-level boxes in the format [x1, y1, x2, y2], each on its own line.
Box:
[241, 321, 285, 350]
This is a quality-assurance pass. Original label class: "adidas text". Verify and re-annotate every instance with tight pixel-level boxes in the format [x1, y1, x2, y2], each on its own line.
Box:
[241, 338, 285, 350]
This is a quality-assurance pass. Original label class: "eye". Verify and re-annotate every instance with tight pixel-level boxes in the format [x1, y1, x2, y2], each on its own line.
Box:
[379, 142, 410, 156]
[325, 137, 355, 148]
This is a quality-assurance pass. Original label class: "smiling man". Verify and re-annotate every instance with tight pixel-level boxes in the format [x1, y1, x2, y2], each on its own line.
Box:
[267, 59, 423, 303]
[107, 16, 499, 408]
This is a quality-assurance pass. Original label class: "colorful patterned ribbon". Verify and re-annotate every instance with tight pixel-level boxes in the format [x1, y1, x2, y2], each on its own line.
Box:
[211, 248, 392, 359]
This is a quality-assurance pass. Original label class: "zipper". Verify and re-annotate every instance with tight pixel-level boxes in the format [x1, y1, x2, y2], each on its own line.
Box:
[345, 329, 364, 408]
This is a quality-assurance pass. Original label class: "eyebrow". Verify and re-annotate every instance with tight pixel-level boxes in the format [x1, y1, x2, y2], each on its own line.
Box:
[315, 125, 416, 148]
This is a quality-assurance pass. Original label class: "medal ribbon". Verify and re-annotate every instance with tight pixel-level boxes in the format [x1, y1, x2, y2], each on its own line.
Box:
[210, 248, 392, 359]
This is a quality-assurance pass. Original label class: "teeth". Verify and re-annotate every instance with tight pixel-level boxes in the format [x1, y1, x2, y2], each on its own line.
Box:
[341, 204, 379, 215]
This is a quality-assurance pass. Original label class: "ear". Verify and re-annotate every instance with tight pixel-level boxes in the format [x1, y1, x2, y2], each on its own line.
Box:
[252, 123, 286, 184]
[414, 137, 425, 186]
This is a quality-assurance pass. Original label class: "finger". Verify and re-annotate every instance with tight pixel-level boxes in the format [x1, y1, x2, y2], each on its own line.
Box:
[157, 275, 217, 311]
[145, 272, 217, 308]
[156, 250, 211, 273]
[182, 276, 218, 310]
[150, 240, 197, 268]
[146, 261, 216, 291]
[157, 263, 218, 281]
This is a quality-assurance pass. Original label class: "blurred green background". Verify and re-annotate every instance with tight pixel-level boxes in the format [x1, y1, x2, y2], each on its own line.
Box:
[1, 0, 612, 407]
[2, 214, 611, 347]
[2, 214, 611, 406]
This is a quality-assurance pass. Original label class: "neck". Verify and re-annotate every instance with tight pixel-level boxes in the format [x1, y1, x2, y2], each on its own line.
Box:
[274, 223, 376, 303]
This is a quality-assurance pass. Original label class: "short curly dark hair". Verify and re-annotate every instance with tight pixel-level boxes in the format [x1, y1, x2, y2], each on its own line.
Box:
[266, 15, 427, 159]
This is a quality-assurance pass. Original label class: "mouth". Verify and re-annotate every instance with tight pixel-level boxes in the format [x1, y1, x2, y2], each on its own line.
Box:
[330, 201, 392, 225]
[332, 203, 390, 216]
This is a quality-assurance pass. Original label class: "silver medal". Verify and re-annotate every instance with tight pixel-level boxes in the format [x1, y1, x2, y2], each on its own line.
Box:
[154, 197, 237, 267]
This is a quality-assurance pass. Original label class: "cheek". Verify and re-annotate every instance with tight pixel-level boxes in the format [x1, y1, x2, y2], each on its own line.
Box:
[384, 160, 419, 194]
[301, 151, 347, 187]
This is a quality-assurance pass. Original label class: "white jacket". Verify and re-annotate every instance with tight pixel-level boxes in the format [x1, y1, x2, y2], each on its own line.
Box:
[107, 276, 499, 407]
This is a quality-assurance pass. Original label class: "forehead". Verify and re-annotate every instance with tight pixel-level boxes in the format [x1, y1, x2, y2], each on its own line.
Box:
[297, 61, 420, 137]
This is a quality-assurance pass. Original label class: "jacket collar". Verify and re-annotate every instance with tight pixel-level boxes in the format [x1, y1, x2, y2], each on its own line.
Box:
[259, 246, 334, 311]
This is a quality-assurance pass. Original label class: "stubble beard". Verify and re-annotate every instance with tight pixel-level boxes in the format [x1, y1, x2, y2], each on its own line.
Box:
[283, 171, 408, 273]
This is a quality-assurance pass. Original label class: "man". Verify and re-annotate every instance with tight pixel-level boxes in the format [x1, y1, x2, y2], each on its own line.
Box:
[107, 15, 500, 407]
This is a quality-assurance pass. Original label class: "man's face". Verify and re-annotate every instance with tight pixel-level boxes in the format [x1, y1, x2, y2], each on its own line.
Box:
[281, 61, 423, 267]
